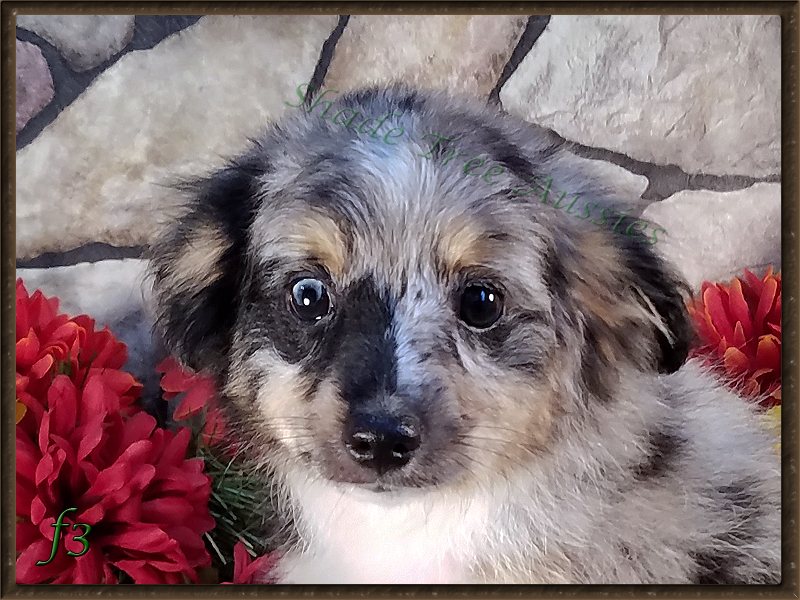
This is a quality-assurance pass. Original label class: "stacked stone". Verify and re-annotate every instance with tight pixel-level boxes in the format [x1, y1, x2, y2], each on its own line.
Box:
[16, 15, 781, 403]
[16, 16, 134, 133]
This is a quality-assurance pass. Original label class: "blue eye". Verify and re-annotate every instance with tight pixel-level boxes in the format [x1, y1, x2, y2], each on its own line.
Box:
[459, 285, 502, 329]
[290, 278, 330, 321]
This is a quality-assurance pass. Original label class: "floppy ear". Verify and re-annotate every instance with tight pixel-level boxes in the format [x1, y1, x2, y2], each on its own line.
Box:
[546, 228, 693, 397]
[148, 156, 265, 375]
[615, 233, 694, 374]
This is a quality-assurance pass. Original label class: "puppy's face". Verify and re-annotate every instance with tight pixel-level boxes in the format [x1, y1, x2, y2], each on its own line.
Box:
[150, 87, 691, 492]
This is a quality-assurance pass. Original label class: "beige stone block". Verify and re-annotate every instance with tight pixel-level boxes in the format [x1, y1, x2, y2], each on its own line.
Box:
[325, 15, 527, 96]
[501, 16, 780, 178]
[16, 15, 338, 260]
[17, 259, 150, 326]
[16, 39, 54, 132]
[642, 183, 781, 290]
[17, 15, 135, 72]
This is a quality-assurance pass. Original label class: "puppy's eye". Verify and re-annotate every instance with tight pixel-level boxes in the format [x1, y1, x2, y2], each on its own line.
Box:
[459, 285, 503, 329]
[290, 278, 330, 321]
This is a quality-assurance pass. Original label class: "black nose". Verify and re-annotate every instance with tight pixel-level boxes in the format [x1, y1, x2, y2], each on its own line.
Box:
[343, 413, 421, 475]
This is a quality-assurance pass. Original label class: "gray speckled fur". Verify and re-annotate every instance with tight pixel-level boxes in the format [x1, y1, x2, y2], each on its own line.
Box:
[149, 85, 780, 584]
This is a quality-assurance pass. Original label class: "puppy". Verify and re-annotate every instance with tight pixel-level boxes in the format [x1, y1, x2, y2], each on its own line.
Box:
[148, 85, 780, 584]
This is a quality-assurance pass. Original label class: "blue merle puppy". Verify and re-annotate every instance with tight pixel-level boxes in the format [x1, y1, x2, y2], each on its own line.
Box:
[148, 85, 780, 584]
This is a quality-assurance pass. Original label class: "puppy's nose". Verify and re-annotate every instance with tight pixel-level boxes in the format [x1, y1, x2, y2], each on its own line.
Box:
[343, 413, 421, 475]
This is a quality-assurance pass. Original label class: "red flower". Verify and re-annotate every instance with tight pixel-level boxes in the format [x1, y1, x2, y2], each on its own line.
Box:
[16, 281, 216, 583]
[687, 267, 781, 407]
[16, 280, 140, 439]
[224, 542, 279, 584]
[17, 374, 216, 584]
[156, 357, 226, 447]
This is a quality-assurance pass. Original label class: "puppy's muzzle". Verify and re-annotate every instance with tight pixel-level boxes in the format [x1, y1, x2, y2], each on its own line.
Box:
[343, 412, 421, 475]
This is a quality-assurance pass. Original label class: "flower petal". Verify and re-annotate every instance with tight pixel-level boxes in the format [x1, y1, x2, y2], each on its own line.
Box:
[722, 346, 750, 376]
[49, 375, 78, 439]
[727, 278, 754, 342]
[742, 268, 765, 296]
[202, 404, 227, 446]
[77, 411, 105, 462]
[703, 284, 736, 343]
[71, 547, 105, 584]
[156, 427, 191, 468]
[732, 320, 748, 352]
[173, 384, 214, 420]
[157, 356, 198, 393]
[754, 334, 781, 374]
[16, 330, 40, 368]
[16, 538, 70, 583]
[754, 276, 779, 334]
[83, 439, 152, 501]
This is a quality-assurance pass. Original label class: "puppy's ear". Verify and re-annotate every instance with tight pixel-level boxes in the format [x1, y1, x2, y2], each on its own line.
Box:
[616, 233, 693, 374]
[148, 156, 264, 375]
[547, 229, 693, 388]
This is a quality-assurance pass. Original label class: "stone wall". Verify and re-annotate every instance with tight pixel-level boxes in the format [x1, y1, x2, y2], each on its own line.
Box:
[16, 14, 781, 402]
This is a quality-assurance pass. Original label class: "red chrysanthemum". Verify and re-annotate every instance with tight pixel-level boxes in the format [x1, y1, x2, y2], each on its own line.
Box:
[16, 279, 141, 439]
[223, 542, 280, 584]
[687, 267, 781, 407]
[16, 281, 216, 584]
[156, 357, 226, 447]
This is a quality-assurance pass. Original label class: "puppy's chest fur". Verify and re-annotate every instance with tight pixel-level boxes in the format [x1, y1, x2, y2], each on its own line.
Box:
[277, 478, 492, 583]
[275, 470, 671, 584]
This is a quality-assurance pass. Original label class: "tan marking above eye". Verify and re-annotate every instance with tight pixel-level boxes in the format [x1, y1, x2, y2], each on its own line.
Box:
[286, 213, 348, 279]
[437, 215, 488, 273]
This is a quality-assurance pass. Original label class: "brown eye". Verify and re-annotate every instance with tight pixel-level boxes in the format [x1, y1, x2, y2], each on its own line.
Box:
[459, 285, 503, 329]
[290, 278, 330, 321]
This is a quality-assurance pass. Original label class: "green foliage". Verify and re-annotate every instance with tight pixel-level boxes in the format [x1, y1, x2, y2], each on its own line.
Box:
[180, 407, 277, 582]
